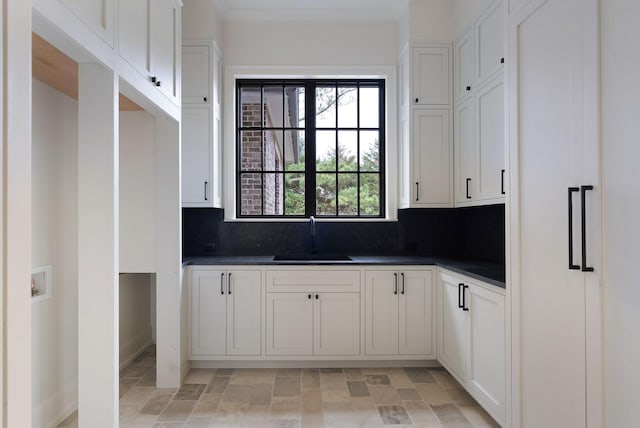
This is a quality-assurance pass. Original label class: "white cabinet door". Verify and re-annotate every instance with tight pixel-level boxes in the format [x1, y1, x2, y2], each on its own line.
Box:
[365, 271, 399, 355]
[226, 271, 261, 356]
[399, 271, 434, 356]
[191, 270, 226, 356]
[266, 293, 313, 356]
[182, 107, 212, 206]
[467, 283, 506, 422]
[412, 47, 450, 106]
[314, 293, 360, 356]
[438, 273, 467, 382]
[475, 75, 505, 202]
[150, 0, 180, 101]
[454, 99, 475, 204]
[413, 109, 452, 207]
[62, 0, 113, 45]
[118, 0, 150, 76]
[182, 45, 210, 105]
[475, 0, 504, 85]
[454, 28, 474, 103]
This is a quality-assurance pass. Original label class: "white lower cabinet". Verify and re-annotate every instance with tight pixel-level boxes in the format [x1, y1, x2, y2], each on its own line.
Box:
[365, 269, 435, 357]
[190, 268, 262, 357]
[266, 270, 360, 357]
[438, 271, 506, 425]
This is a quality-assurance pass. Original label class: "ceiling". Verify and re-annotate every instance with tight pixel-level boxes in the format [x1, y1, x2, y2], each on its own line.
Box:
[213, 0, 409, 21]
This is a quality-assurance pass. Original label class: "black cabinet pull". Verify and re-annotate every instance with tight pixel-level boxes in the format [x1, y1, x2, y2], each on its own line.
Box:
[415, 97, 419, 103]
[156, 80, 162, 87]
[466, 86, 471, 91]
[228, 273, 232, 294]
[393, 273, 398, 295]
[466, 178, 472, 199]
[204, 181, 208, 201]
[568, 187, 580, 270]
[151, 76, 157, 83]
[501, 169, 506, 195]
[204, 96, 207, 102]
[401, 273, 405, 295]
[581, 185, 594, 272]
[315, 294, 319, 300]
[458, 283, 464, 309]
[462, 285, 469, 311]
[415, 182, 419, 201]
[220, 273, 225, 295]
[308, 294, 312, 299]
[500, 58, 505, 64]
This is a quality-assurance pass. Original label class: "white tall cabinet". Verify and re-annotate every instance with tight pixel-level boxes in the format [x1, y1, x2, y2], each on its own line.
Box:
[507, 0, 602, 426]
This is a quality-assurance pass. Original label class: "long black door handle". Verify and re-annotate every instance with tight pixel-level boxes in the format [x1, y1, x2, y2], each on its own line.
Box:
[581, 185, 594, 272]
[501, 169, 506, 195]
[568, 187, 580, 270]
[220, 273, 225, 295]
[462, 285, 469, 311]
[458, 283, 464, 309]
[401, 273, 405, 295]
[466, 178, 472, 199]
[228, 273, 232, 294]
[204, 181, 208, 201]
[415, 182, 419, 202]
[393, 273, 398, 295]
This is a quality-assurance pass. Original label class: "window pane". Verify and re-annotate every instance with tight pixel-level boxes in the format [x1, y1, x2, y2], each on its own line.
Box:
[240, 130, 262, 171]
[285, 130, 305, 171]
[316, 173, 336, 215]
[337, 86, 357, 128]
[263, 130, 284, 171]
[316, 130, 336, 171]
[240, 87, 262, 127]
[359, 86, 379, 128]
[316, 86, 336, 128]
[360, 131, 380, 172]
[338, 173, 358, 216]
[338, 131, 357, 171]
[284, 173, 305, 215]
[263, 86, 284, 128]
[286, 86, 305, 128]
[240, 173, 262, 215]
[263, 173, 283, 215]
[360, 174, 380, 216]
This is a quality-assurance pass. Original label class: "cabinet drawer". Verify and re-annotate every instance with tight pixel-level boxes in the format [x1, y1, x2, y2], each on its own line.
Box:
[266, 270, 360, 293]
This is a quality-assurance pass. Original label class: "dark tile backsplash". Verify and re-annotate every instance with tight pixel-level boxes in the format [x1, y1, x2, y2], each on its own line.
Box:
[182, 204, 505, 264]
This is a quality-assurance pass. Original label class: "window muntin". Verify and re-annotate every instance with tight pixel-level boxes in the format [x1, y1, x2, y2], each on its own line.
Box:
[236, 79, 385, 218]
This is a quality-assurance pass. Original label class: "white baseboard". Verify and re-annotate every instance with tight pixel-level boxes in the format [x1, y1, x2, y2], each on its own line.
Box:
[120, 329, 153, 370]
[190, 360, 442, 369]
[32, 379, 77, 428]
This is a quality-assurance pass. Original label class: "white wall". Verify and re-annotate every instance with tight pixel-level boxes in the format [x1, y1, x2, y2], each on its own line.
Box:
[408, 0, 454, 41]
[451, 0, 493, 39]
[31, 79, 78, 428]
[601, 0, 640, 426]
[120, 111, 156, 273]
[224, 20, 398, 66]
[119, 274, 153, 368]
[182, 0, 223, 44]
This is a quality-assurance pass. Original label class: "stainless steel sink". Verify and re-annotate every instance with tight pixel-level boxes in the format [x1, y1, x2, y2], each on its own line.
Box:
[273, 254, 352, 261]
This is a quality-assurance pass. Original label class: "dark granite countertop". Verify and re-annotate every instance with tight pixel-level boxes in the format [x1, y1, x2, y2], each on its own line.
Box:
[183, 255, 505, 289]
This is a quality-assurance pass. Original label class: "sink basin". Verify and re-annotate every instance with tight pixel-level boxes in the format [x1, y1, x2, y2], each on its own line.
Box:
[273, 254, 352, 261]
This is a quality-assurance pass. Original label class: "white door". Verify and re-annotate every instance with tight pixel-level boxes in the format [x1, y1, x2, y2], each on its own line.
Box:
[313, 293, 360, 356]
[151, 0, 179, 100]
[118, 0, 150, 76]
[266, 293, 313, 356]
[510, 0, 599, 425]
[182, 45, 210, 105]
[467, 283, 506, 423]
[399, 271, 434, 356]
[365, 271, 399, 355]
[475, 75, 504, 202]
[454, 29, 474, 103]
[454, 99, 475, 204]
[438, 274, 467, 382]
[182, 107, 212, 206]
[412, 109, 452, 207]
[226, 271, 261, 356]
[190, 270, 226, 356]
[412, 47, 450, 105]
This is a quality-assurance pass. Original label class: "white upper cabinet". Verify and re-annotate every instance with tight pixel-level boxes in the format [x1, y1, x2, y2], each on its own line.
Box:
[454, 28, 474, 103]
[182, 107, 212, 206]
[412, 46, 450, 106]
[61, 0, 114, 46]
[454, 98, 475, 204]
[118, 0, 181, 104]
[182, 45, 210, 105]
[475, 0, 504, 85]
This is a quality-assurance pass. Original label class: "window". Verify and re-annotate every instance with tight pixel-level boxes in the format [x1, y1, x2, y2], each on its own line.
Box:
[236, 79, 385, 218]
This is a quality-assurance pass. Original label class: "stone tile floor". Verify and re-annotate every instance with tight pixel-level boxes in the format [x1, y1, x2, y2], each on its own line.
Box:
[58, 345, 500, 427]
